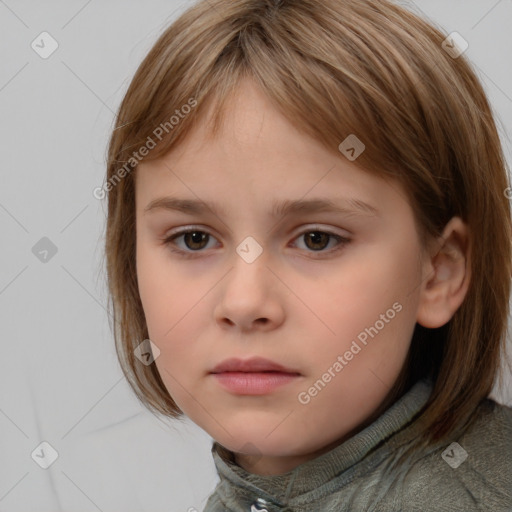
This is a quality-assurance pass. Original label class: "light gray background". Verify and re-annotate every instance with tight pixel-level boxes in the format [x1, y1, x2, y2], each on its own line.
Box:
[1, 1, 511, 511]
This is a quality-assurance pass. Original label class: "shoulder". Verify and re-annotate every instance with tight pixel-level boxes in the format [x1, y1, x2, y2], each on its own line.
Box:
[401, 399, 512, 512]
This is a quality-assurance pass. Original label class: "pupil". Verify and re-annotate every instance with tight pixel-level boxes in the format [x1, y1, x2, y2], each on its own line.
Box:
[307, 232, 328, 250]
[187, 231, 207, 249]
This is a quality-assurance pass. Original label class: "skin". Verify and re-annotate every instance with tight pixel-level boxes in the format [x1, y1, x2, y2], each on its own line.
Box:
[135, 77, 471, 476]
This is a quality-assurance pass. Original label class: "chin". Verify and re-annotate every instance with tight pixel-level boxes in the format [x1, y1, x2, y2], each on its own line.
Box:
[213, 427, 313, 459]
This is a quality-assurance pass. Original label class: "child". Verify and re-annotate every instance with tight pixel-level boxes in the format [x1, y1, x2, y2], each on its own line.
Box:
[102, 0, 512, 510]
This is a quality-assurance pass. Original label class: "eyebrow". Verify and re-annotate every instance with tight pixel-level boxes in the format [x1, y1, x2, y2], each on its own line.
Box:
[144, 195, 379, 219]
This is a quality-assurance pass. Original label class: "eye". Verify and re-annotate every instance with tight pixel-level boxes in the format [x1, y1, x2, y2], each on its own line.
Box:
[163, 227, 218, 258]
[292, 228, 350, 255]
[162, 226, 350, 259]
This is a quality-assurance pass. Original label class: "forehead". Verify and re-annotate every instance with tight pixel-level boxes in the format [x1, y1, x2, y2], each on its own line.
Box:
[135, 78, 412, 224]
[158, 77, 324, 167]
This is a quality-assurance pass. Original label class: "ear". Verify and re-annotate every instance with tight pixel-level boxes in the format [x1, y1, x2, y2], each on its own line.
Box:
[416, 216, 471, 328]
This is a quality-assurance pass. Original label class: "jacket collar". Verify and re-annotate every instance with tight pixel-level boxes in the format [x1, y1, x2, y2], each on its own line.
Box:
[210, 378, 433, 502]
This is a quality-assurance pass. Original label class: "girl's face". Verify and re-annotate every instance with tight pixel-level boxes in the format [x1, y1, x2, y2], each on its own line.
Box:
[135, 78, 429, 475]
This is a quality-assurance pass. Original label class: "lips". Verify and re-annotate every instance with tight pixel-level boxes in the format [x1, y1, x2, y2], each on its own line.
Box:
[210, 356, 302, 395]
[210, 356, 300, 375]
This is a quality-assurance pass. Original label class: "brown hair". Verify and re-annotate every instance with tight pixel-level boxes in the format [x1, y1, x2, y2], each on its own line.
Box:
[102, 0, 512, 459]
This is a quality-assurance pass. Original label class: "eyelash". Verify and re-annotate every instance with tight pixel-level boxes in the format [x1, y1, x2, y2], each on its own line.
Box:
[161, 226, 351, 260]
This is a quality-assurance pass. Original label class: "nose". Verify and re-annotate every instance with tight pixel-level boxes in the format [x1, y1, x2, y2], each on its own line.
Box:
[213, 243, 285, 333]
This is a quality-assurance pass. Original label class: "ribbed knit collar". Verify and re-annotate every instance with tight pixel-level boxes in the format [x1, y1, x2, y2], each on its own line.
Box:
[210, 378, 433, 502]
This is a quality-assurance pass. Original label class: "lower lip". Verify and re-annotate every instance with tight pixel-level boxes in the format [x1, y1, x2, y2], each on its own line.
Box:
[211, 372, 300, 395]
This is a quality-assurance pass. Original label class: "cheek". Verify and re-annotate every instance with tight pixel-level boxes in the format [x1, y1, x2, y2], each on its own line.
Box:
[136, 244, 167, 333]
[136, 242, 212, 370]
[136, 241, 189, 342]
[321, 246, 419, 328]
[306, 244, 421, 374]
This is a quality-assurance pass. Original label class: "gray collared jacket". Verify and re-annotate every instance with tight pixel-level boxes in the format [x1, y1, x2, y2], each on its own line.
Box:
[203, 379, 512, 511]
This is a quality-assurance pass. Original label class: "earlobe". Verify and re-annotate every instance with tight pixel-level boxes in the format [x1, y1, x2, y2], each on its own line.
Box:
[416, 217, 471, 329]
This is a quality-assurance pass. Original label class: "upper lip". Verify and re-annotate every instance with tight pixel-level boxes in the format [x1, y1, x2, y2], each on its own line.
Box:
[210, 357, 301, 374]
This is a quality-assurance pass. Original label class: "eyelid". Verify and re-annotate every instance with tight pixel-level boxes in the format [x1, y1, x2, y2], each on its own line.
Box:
[163, 223, 350, 239]
[163, 224, 218, 242]
[291, 224, 350, 238]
